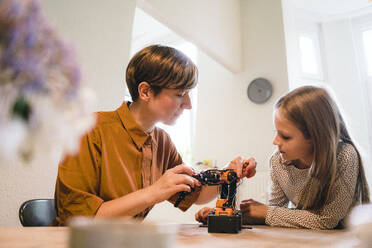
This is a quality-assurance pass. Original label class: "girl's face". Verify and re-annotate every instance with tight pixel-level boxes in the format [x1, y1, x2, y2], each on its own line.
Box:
[149, 88, 192, 125]
[273, 108, 314, 168]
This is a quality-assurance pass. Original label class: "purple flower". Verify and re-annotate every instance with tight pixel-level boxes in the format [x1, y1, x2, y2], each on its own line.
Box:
[0, 0, 81, 97]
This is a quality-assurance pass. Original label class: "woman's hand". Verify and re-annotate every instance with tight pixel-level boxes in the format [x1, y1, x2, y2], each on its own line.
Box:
[240, 199, 268, 225]
[149, 164, 201, 204]
[226, 156, 257, 178]
[195, 207, 213, 224]
[96, 164, 200, 218]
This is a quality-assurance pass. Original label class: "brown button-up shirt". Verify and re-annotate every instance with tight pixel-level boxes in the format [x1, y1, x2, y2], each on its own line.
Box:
[54, 102, 200, 226]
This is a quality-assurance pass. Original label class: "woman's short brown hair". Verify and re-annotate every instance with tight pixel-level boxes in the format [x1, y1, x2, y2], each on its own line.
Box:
[126, 44, 198, 101]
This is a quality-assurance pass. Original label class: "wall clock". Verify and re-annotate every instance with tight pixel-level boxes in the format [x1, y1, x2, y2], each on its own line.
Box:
[247, 77, 273, 104]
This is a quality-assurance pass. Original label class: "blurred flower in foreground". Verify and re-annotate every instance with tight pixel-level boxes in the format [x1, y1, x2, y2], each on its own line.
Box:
[0, 0, 96, 165]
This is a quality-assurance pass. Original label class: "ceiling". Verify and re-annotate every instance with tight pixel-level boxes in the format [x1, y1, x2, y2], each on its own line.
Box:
[131, 1, 372, 46]
[293, 0, 372, 16]
[132, 8, 171, 43]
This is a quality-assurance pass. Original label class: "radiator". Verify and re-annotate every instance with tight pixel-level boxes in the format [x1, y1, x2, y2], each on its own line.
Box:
[236, 171, 270, 205]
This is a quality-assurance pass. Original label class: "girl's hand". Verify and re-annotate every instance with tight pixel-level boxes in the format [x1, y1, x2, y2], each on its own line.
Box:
[240, 199, 268, 224]
[226, 156, 257, 178]
[195, 207, 213, 224]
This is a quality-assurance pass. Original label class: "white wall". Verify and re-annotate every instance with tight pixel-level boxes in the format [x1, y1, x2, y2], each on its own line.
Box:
[322, 18, 372, 180]
[42, 0, 135, 112]
[282, 3, 372, 186]
[193, 0, 289, 170]
[0, 0, 136, 226]
[0, 0, 290, 225]
[146, 0, 289, 222]
[138, 0, 243, 73]
[281, 0, 301, 90]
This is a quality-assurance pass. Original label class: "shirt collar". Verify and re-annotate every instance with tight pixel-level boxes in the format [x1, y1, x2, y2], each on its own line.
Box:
[281, 156, 312, 170]
[116, 101, 152, 149]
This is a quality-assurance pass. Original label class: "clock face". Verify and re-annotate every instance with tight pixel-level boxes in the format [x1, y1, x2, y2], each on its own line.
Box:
[247, 78, 273, 104]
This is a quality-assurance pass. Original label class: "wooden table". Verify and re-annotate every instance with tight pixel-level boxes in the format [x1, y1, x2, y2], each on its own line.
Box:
[0, 224, 360, 248]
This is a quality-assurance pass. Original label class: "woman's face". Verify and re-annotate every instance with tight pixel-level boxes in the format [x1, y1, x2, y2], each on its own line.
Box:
[273, 108, 314, 167]
[149, 88, 192, 125]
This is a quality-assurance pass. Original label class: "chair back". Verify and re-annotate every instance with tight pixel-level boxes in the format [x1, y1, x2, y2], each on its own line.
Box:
[19, 199, 56, 226]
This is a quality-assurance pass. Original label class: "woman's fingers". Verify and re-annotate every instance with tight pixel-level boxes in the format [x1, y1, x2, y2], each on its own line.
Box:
[174, 173, 200, 188]
[170, 164, 196, 176]
[168, 165, 201, 188]
[152, 164, 203, 203]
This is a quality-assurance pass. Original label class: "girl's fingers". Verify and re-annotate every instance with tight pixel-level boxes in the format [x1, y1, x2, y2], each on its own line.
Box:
[195, 207, 211, 223]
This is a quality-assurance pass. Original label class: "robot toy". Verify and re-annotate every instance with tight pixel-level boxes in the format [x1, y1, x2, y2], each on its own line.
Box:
[174, 169, 242, 233]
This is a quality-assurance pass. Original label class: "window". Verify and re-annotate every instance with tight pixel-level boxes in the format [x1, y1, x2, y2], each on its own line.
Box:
[352, 13, 372, 183]
[130, 7, 198, 164]
[299, 35, 319, 75]
[156, 42, 198, 164]
[352, 14, 372, 119]
[297, 29, 324, 86]
[362, 29, 372, 77]
[359, 27, 372, 135]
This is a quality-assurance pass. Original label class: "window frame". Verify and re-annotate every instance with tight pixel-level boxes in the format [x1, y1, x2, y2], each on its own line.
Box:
[351, 13, 372, 159]
[130, 7, 199, 164]
[295, 22, 326, 87]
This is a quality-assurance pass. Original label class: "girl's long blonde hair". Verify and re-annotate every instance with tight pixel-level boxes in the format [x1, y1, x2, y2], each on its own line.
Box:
[275, 86, 370, 210]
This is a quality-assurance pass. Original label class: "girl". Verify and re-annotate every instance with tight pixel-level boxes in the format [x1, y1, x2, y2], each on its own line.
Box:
[196, 85, 370, 229]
